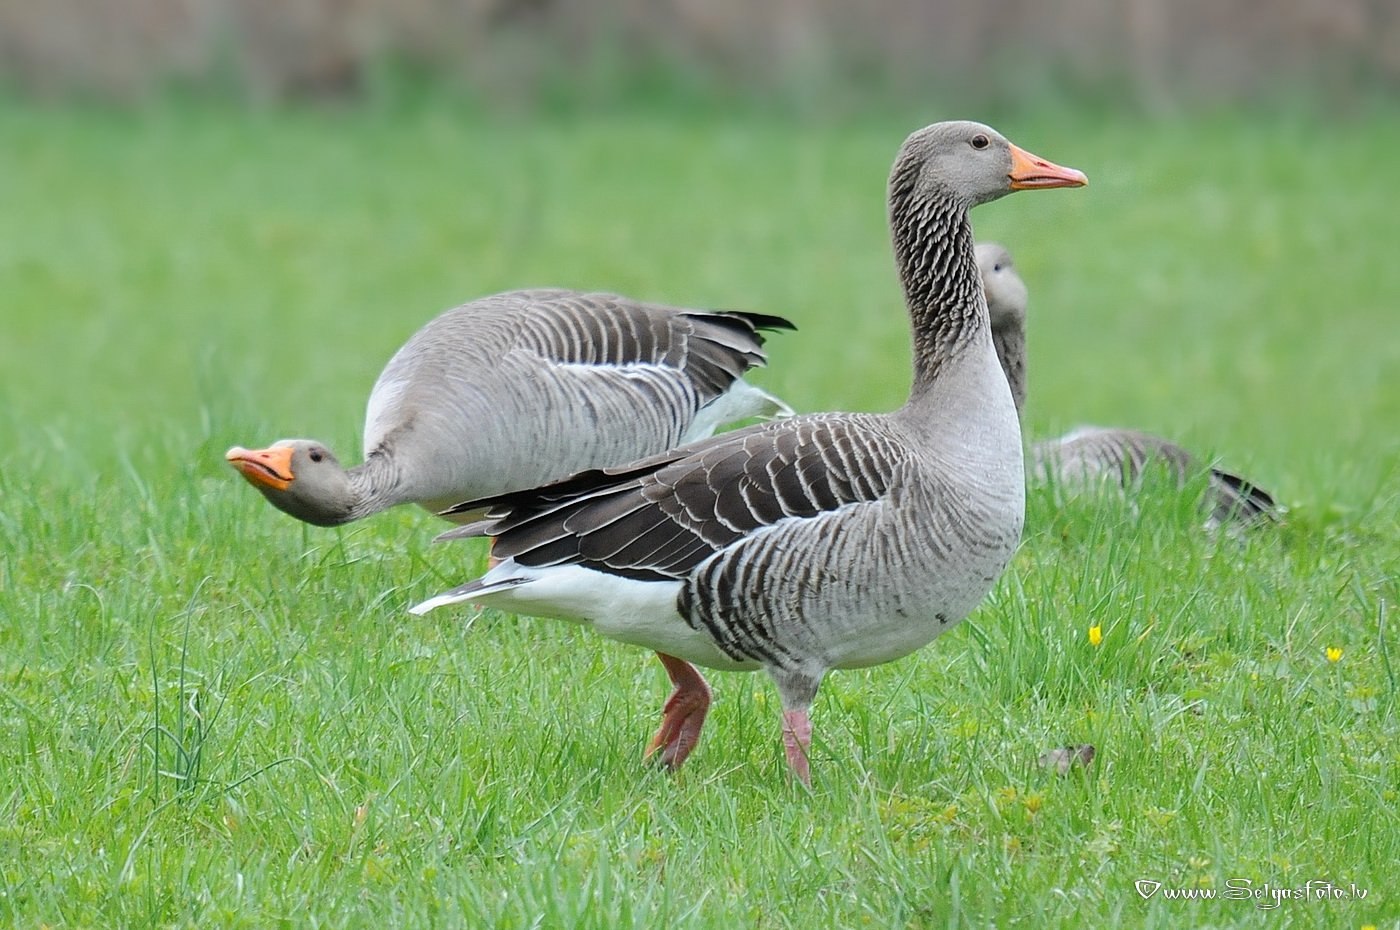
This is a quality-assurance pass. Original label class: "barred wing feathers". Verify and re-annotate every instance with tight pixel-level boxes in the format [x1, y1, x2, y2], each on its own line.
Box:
[442, 414, 906, 583]
[507, 290, 793, 398]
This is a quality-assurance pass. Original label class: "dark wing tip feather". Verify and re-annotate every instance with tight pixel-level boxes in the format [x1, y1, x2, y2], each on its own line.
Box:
[1209, 468, 1281, 523]
[724, 310, 798, 333]
[681, 310, 797, 352]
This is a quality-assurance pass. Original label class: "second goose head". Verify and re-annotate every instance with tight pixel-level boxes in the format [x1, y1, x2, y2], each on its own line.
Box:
[976, 241, 1029, 332]
[226, 440, 360, 527]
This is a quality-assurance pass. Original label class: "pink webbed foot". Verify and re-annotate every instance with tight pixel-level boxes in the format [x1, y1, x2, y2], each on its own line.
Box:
[644, 653, 712, 770]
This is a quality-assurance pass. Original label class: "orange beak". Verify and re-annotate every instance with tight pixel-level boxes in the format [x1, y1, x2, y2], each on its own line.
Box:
[1008, 143, 1088, 190]
[226, 445, 295, 491]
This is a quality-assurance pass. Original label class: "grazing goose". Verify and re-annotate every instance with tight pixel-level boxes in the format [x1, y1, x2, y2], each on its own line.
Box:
[227, 289, 795, 527]
[412, 122, 1087, 783]
[976, 242, 1278, 527]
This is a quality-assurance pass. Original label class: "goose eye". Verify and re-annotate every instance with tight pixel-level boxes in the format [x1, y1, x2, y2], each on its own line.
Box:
[309, 450, 324, 463]
[993, 263, 1003, 272]
[971, 134, 990, 150]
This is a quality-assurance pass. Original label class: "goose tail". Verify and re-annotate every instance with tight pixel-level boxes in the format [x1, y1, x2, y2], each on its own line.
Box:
[409, 576, 528, 615]
[1207, 468, 1281, 527]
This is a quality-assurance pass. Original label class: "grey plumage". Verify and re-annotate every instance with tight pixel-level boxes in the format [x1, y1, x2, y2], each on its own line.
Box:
[227, 289, 794, 526]
[975, 242, 1278, 528]
[445, 413, 903, 584]
[416, 123, 1087, 781]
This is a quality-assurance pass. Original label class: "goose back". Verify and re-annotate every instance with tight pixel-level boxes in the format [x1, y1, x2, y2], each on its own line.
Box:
[1033, 428, 1277, 527]
[362, 289, 793, 513]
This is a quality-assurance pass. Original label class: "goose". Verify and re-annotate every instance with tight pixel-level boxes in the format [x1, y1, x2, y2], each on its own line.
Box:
[411, 122, 1087, 783]
[976, 242, 1277, 527]
[226, 289, 795, 527]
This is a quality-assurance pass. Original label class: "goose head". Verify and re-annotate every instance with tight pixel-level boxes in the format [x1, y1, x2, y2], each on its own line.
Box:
[226, 439, 358, 527]
[976, 241, 1029, 332]
[891, 121, 1087, 212]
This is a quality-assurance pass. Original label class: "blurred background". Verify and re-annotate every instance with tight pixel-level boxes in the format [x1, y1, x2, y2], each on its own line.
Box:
[1, 0, 1397, 109]
[2, 0, 1397, 512]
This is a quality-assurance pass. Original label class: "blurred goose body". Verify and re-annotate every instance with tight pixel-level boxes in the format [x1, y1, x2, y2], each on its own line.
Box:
[413, 123, 1087, 783]
[976, 242, 1277, 527]
[226, 289, 794, 527]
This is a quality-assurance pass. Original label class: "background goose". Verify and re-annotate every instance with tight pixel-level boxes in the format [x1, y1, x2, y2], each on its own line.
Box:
[227, 289, 794, 527]
[976, 242, 1278, 527]
[412, 122, 1086, 783]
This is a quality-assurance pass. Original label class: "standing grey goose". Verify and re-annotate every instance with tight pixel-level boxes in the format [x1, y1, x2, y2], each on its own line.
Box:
[411, 122, 1087, 783]
[976, 242, 1277, 527]
[226, 289, 794, 527]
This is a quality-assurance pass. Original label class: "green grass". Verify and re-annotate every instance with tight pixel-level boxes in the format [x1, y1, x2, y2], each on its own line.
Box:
[2, 102, 1397, 928]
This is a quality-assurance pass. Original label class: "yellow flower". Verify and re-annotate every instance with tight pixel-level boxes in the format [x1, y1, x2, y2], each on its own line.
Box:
[1326, 646, 1343, 663]
[1361, 925, 1376, 930]
[1088, 625, 1103, 647]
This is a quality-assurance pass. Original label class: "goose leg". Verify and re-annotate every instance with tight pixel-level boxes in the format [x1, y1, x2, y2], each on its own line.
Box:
[770, 666, 823, 786]
[781, 709, 813, 786]
[645, 653, 712, 770]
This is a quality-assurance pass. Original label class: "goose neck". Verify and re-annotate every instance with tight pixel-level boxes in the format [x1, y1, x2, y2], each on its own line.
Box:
[889, 194, 985, 395]
[344, 448, 403, 521]
[990, 323, 1027, 418]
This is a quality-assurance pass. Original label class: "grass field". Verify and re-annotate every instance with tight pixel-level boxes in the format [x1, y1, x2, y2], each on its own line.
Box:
[2, 101, 1397, 928]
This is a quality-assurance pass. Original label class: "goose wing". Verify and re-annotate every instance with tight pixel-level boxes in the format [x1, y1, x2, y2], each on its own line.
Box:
[440, 413, 906, 582]
[508, 290, 794, 398]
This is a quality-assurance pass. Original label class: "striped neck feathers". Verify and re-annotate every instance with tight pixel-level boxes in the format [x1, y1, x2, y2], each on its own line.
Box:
[887, 168, 986, 394]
